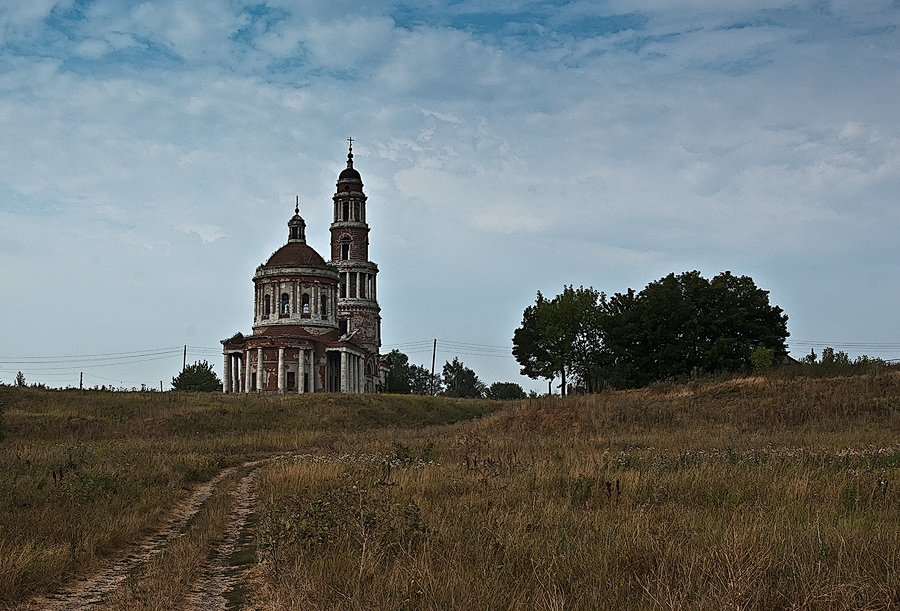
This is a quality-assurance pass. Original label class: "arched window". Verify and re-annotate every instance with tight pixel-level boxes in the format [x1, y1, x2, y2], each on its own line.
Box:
[263, 294, 271, 317]
[281, 293, 290, 315]
[301, 293, 310, 315]
[320, 294, 328, 319]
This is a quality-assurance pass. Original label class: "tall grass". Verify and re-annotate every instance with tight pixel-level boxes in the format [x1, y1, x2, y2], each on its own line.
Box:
[3, 373, 900, 609]
[244, 373, 900, 610]
[0, 387, 499, 607]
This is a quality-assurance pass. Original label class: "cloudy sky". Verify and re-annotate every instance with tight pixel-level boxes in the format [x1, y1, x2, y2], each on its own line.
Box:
[1, 0, 898, 391]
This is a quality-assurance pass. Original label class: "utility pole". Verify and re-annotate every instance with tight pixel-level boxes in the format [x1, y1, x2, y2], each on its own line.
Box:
[430, 339, 437, 396]
[183, 345, 187, 371]
[79, 372, 83, 391]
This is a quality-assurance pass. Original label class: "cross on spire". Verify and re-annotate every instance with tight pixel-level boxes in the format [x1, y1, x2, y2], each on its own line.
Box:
[346, 137, 354, 168]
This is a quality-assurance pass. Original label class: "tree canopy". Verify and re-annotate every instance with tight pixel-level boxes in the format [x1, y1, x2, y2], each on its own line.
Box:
[513, 272, 789, 390]
[172, 360, 221, 392]
[441, 358, 486, 398]
[486, 382, 527, 400]
[511, 286, 600, 396]
[385, 349, 442, 395]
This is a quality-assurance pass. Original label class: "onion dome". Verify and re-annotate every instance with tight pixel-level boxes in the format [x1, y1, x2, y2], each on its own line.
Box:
[338, 139, 362, 182]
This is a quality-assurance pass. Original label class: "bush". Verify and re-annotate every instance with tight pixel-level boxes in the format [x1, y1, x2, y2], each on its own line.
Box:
[486, 382, 527, 400]
[171, 360, 221, 392]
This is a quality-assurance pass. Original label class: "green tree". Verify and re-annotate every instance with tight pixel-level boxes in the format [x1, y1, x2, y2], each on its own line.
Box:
[486, 382, 527, 400]
[171, 360, 221, 392]
[410, 364, 442, 395]
[385, 349, 412, 393]
[384, 350, 441, 394]
[512, 286, 603, 396]
[15, 371, 26, 388]
[750, 345, 776, 372]
[441, 358, 485, 398]
[601, 271, 789, 387]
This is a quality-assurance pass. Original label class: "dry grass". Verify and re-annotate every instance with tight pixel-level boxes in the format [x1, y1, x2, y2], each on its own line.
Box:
[92, 469, 243, 611]
[0, 387, 498, 607]
[2, 374, 900, 609]
[243, 373, 900, 610]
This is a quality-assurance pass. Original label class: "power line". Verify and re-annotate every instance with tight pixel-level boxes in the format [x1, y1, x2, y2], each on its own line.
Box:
[788, 340, 900, 352]
[384, 339, 515, 360]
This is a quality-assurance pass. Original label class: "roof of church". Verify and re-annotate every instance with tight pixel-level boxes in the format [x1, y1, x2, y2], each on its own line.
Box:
[262, 242, 329, 269]
[338, 141, 362, 182]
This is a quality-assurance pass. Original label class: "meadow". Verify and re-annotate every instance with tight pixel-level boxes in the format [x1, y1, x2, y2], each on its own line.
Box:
[2, 370, 900, 610]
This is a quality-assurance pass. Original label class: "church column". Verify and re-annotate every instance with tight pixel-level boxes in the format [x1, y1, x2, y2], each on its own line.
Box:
[223, 354, 232, 393]
[233, 355, 241, 393]
[298, 349, 305, 394]
[257, 347, 264, 391]
[358, 356, 364, 393]
[244, 351, 251, 393]
[340, 350, 348, 393]
[278, 347, 285, 393]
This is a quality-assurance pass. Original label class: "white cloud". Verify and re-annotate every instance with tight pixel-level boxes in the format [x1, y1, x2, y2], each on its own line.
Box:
[178, 223, 227, 244]
[1, 1, 900, 389]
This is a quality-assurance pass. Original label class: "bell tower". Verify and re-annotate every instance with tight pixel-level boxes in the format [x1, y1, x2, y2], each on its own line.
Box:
[330, 139, 382, 360]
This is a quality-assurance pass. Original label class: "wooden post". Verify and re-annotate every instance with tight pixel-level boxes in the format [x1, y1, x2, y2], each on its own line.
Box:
[430, 339, 437, 395]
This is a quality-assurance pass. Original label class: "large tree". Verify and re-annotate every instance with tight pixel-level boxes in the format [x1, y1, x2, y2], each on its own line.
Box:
[384, 349, 412, 394]
[602, 271, 789, 387]
[385, 349, 442, 395]
[512, 286, 602, 396]
[441, 358, 486, 398]
[514, 272, 789, 391]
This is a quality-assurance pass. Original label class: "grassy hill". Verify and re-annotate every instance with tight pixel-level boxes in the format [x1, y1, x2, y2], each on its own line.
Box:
[2, 374, 900, 609]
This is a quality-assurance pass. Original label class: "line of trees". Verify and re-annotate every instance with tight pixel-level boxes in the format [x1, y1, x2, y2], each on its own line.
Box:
[384, 350, 526, 400]
[513, 271, 790, 393]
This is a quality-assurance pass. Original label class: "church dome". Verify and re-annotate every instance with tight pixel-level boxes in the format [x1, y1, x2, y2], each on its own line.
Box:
[339, 166, 361, 181]
[262, 242, 329, 269]
[338, 141, 362, 183]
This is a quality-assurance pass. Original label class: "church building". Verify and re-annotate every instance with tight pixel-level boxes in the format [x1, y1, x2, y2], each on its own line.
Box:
[221, 143, 385, 393]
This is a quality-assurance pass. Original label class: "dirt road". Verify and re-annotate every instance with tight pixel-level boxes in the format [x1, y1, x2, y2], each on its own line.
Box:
[18, 458, 274, 611]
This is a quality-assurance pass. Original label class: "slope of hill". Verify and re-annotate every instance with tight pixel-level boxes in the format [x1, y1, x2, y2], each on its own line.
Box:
[2, 374, 899, 609]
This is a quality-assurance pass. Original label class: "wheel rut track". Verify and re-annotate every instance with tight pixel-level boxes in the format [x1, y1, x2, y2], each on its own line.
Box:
[18, 456, 278, 611]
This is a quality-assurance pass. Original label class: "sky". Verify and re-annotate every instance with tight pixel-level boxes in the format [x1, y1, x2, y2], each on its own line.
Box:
[1, 0, 899, 392]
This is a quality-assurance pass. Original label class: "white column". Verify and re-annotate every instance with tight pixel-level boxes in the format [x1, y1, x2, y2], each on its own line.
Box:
[244, 351, 251, 393]
[310, 351, 316, 393]
[257, 347, 264, 391]
[298, 349, 305, 394]
[340, 351, 348, 393]
[233, 355, 240, 393]
[358, 356, 364, 393]
[278, 347, 285, 393]
[223, 354, 231, 393]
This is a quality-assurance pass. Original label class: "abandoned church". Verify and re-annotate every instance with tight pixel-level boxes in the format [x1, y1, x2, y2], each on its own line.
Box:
[221, 143, 386, 393]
